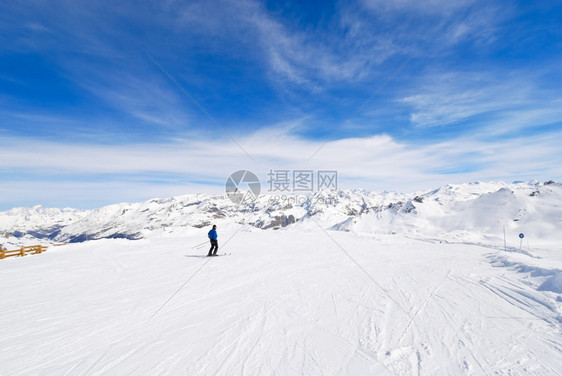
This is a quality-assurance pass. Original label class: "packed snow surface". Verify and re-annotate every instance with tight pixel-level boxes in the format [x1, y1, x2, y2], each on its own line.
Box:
[1, 180, 561, 374]
[1, 227, 561, 375]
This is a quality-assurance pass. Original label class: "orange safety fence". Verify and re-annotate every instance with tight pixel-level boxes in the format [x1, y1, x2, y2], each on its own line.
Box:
[0, 245, 48, 259]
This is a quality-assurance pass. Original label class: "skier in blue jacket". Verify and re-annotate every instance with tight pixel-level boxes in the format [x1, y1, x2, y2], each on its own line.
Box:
[207, 225, 218, 256]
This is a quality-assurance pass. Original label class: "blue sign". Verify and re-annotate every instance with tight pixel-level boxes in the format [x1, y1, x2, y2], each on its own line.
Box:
[519, 233, 525, 239]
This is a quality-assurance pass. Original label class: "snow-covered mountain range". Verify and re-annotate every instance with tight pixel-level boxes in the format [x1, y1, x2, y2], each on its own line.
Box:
[1, 180, 560, 247]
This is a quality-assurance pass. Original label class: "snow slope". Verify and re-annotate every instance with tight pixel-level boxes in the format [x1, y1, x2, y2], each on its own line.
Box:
[1, 227, 561, 375]
[344, 181, 562, 247]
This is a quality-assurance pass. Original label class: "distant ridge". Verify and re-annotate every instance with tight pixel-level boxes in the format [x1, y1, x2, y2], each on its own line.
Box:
[1, 181, 559, 246]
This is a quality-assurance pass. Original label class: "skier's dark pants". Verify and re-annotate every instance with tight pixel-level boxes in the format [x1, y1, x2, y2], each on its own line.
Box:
[208, 239, 218, 256]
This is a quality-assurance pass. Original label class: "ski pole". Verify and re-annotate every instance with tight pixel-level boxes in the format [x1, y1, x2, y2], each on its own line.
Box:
[191, 241, 208, 249]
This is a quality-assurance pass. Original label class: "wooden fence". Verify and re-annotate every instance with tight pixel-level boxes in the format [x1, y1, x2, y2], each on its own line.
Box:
[0, 245, 48, 259]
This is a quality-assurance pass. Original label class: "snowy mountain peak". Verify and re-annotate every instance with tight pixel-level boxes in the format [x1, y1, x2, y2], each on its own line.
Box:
[1, 180, 560, 247]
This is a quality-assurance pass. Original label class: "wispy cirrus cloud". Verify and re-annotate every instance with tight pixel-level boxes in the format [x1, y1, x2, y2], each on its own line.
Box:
[399, 69, 562, 136]
[168, 0, 400, 90]
[361, 0, 476, 14]
[360, 0, 506, 54]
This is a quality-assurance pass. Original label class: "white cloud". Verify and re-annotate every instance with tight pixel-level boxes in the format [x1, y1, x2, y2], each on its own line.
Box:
[361, 0, 476, 14]
[1, 126, 561, 209]
[360, 0, 505, 53]
[77, 69, 194, 131]
[169, 0, 400, 89]
[400, 70, 562, 135]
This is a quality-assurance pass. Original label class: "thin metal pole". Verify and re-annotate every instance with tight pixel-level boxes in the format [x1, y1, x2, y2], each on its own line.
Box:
[503, 225, 507, 252]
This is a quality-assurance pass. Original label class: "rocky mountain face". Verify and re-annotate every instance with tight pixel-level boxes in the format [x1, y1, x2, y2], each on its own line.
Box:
[1, 181, 560, 245]
[0, 206, 88, 240]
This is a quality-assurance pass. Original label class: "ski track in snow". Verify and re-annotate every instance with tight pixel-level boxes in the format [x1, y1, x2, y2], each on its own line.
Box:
[1, 229, 561, 375]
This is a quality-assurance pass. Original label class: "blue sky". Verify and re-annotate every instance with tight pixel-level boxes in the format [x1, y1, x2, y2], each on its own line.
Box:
[1, 0, 561, 209]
